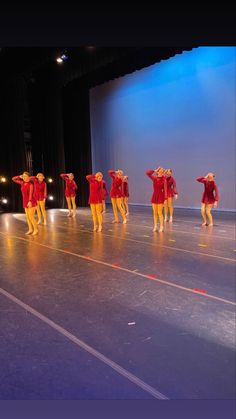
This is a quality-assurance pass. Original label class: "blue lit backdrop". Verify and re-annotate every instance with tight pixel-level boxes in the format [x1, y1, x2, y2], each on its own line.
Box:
[90, 47, 236, 210]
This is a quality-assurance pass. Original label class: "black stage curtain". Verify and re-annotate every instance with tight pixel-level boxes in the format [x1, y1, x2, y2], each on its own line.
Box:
[0, 77, 27, 212]
[28, 79, 66, 209]
[62, 81, 92, 207]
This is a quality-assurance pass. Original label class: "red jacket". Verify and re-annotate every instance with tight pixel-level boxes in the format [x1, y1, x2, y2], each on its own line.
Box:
[101, 180, 108, 200]
[86, 175, 103, 204]
[30, 177, 47, 201]
[12, 176, 37, 208]
[196, 177, 219, 204]
[122, 181, 129, 198]
[60, 174, 78, 197]
[166, 176, 177, 198]
[146, 170, 167, 204]
[108, 170, 122, 198]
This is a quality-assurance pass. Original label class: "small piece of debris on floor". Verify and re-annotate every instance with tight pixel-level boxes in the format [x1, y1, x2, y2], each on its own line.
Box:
[128, 322, 136, 326]
[142, 337, 152, 342]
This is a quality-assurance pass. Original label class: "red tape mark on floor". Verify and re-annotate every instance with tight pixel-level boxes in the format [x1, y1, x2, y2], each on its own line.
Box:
[193, 288, 207, 294]
[148, 274, 158, 279]
[112, 263, 121, 267]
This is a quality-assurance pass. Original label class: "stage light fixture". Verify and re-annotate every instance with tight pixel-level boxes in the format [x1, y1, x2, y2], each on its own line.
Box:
[0, 176, 6, 183]
[48, 178, 53, 183]
[56, 53, 68, 64]
[2, 198, 8, 204]
[48, 195, 54, 200]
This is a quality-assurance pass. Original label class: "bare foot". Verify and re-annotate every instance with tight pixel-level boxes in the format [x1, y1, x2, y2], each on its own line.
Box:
[153, 225, 158, 232]
[32, 230, 39, 236]
[93, 226, 98, 232]
[25, 230, 33, 235]
[112, 219, 119, 223]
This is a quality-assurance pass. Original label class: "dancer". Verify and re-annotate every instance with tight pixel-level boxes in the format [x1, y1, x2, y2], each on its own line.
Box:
[12, 172, 38, 235]
[146, 167, 167, 232]
[196, 173, 218, 226]
[86, 172, 103, 232]
[30, 173, 47, 225]
[108, 169, 127, 224]
[164, 169, 178, 223]
[101, 178, 108, 213]
[60, 173, 78, 217]
[122, 175, 129, 216]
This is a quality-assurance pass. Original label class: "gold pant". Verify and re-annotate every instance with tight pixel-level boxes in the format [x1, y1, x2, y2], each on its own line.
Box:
[25, 207, 38, 233]
[111, 197, 126, 221]
[66, 196, 76, 214]
[201, 203, 213, 224]
[164, 197, 173, 217]
[36, 200, 47, 222]
[122, 197, 129, 214]
[90, 203, 103, 227]
[152, 203, 164, 227]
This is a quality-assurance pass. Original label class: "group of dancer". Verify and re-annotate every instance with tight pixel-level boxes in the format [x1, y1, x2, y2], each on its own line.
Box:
[12, 168, 218, 235]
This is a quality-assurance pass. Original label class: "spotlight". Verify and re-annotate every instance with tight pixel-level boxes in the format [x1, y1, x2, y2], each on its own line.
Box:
[56, 53, 68, 64]
[48, 195, 54, 201]
[2, 198, 8, 204]
[0, 176, 6, 183]
[48, 178, 53, 183]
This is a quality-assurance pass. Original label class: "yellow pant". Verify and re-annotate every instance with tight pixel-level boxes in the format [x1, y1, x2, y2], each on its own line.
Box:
[122, 197, 129, 214]
[90, 203, 103, 227]
[66, 196, 76, 213]
[164, 197, 173, 217]
[25, 207, 38, 233]
[152, 203, 164, 227]
[201, 203, 213, 224]
[102, 200, 106, 212]
[37, 200, 46, 222]
[111, 197, 126, 221]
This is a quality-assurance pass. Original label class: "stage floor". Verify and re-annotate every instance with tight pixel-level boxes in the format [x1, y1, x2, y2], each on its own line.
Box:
[0, 206, 235, 399]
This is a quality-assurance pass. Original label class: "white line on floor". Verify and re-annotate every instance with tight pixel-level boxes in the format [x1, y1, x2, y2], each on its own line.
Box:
[53, 224, 236, 263]
[0, 232, 235, 306]
[9, 215, 236, 261]
[0, 287, 168, 400]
